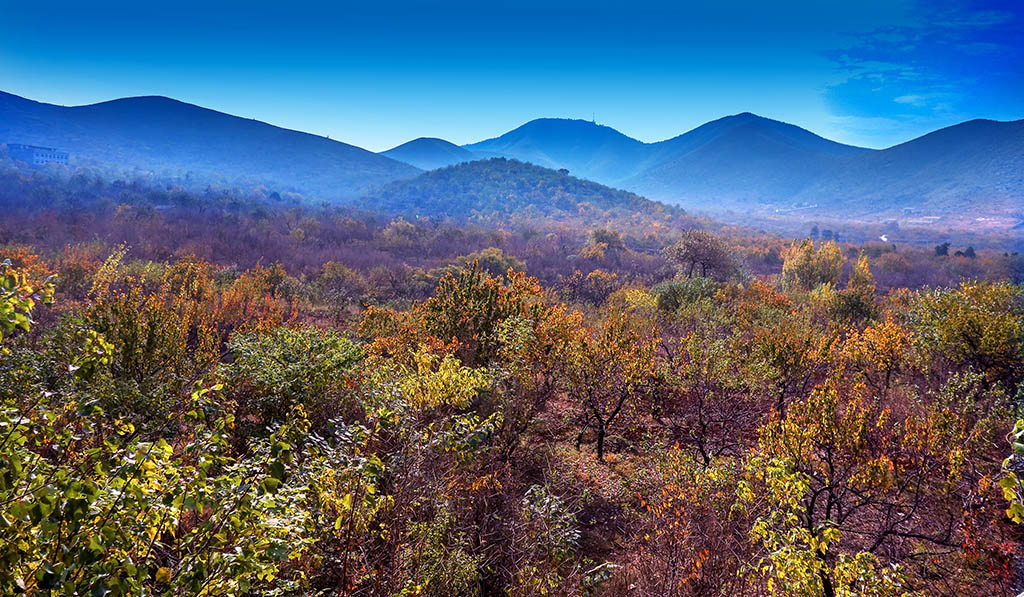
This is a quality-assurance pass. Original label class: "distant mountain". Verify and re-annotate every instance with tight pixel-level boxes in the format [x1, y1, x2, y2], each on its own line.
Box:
[0, 91, 419, 199]
[381, 137, 478, 170]
[356, 157, 686, 228]
[653, 112, 868, 158]
[624, 113, 875, 209]
[464, 118, 650, 183]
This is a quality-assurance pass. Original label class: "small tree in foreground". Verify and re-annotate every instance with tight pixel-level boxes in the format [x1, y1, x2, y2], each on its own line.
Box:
[565, 307, 656, 461]
[663, 229, 738, 281]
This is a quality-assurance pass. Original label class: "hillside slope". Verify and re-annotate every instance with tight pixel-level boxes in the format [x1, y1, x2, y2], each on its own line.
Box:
[0, 91, 420, 199]
[788, 118, 1024, 216]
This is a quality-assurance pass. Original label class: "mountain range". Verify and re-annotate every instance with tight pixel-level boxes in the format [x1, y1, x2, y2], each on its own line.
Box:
[2, 90, 1022, 229]
[460, 114, 1023, 221]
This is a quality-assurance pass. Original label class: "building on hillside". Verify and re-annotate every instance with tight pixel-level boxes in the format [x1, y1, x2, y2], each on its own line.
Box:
[7, 144, 69, 166]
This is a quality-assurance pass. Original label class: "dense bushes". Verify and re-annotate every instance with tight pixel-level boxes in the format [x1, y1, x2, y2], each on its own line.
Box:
[1, 223, 1023, 595]
[0, 262, 312, 595]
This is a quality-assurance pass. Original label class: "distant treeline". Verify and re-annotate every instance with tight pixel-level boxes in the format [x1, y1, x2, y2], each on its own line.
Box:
[0, 162, 1020, 301]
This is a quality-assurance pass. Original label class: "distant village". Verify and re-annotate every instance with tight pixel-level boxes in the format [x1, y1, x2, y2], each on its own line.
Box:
[5, 143, 69, 166]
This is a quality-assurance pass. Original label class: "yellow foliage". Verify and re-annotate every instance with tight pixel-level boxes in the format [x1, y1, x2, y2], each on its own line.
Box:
[781, 239, 844, 292]
[398, 350, 491, 410]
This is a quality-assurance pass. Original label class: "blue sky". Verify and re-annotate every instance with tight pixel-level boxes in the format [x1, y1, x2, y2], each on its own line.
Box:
[1, 0, 1021, 151]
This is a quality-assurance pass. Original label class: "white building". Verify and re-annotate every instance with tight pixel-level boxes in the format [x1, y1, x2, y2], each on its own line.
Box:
[7, 144, 69, 166]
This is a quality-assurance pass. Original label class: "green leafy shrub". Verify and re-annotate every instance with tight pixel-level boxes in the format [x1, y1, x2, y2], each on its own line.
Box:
[223, 327, 365, 430]
[652, 276, 720, 313]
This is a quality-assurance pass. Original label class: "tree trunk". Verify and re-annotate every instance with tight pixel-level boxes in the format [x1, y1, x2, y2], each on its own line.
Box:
[819, 569, 835, 597]
[817, 550, 835, 597]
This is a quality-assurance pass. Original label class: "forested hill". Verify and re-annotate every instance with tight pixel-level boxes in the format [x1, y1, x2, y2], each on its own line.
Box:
[357, 157, 691, 230]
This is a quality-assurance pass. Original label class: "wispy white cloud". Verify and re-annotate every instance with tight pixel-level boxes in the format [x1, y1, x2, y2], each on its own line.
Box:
[893, 94, 924, 105]
[821, 0, 1023, 143]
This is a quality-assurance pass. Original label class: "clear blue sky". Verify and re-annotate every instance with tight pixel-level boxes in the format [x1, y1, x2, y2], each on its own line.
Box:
[1, 0, 1021, 151]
